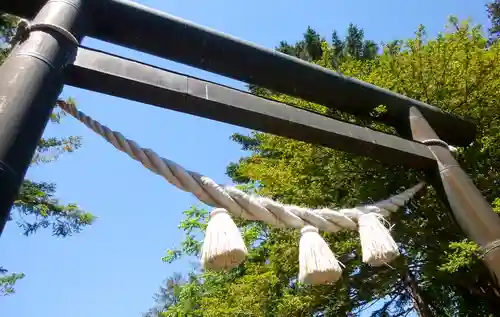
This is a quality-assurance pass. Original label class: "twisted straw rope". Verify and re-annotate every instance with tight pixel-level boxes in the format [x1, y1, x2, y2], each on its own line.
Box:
[57, 100, 425, 232]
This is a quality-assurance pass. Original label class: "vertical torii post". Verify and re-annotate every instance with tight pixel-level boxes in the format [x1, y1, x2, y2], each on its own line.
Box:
[0, 0, 90, 234]
[406, 107, 500, 284]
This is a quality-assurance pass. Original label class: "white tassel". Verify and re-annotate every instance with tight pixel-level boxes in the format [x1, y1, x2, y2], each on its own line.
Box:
[358, 213, 399, 266]
[201, 208, 247, 270]
[299, 226, 343, 285]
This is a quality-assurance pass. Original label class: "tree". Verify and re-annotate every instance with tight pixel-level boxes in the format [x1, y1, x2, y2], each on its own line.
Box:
[0, 266, 25, 296]
[0, 13, 95, 296]
[487, 0, 500, 42]
[143, 273, 190, 317]
[276, 24, 378, 63]
[276, 26, 324, 62]
[150, 18, 500, 317]
[249, 24, 378, 96]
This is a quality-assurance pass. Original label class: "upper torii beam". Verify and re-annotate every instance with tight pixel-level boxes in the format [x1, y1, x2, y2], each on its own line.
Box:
[1, 0, 477, 147]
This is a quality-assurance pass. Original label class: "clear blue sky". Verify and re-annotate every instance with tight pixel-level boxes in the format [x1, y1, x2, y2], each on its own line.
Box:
[1, 0, 490, 316]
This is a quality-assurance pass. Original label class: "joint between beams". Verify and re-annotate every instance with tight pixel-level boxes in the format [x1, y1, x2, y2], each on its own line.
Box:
[12, 19, 80, 67]
[421, 138, 457, 153]
[421, 138, 449, 148]
[13, 18, 80, 48]
[480, 239, 500, 259]
[29, 22, 79, 45]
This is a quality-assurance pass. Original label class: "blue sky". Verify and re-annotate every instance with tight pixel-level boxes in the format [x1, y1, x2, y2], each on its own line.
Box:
[1, 0, 491, 316]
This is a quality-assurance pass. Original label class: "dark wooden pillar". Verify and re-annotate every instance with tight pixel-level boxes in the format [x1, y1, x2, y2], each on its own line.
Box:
[0, 0, 92, 236]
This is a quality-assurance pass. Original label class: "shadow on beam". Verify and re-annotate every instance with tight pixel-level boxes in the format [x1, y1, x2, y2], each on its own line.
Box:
[64, 47, 436, 170]
[1, 0, 476, 147]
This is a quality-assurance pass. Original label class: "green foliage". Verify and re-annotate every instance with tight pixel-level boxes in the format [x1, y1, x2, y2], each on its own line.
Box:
[370, 105, 388, 119]
[492, 197, 500, 213]
[249, 24, 378, 95]
[488, 0, 500, 42]
[438, 240, 480, 273]
[277, 26, 324, 62]
[150, 16, 500, 317]
[286, 23, 379, 64]
[34, 98, 83, 165]
[144, 273, 192, 317]
[162, 206, 208, 264]
[12, 180, 95, 237]
[0, 13, 17, 59]
[0, 267, 25, 296]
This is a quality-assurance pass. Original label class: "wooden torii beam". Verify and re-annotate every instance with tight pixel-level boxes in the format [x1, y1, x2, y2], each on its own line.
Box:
[65, 47, 436, 170]
[1, 0, 477, 147]
[0, 0, 499, 284]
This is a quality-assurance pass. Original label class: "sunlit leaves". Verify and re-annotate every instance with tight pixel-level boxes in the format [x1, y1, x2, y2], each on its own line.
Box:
[162, 206, 208, 263]
[438, 240, 480, 273]
[0, 267, 25, 296]
[12, 180, 96, 237]
[150, 17, 500, 316]
[487, 0, 500, 42]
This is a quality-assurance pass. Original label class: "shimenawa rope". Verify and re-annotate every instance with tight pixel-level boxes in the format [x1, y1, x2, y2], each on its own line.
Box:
[57, 100, 427, 284]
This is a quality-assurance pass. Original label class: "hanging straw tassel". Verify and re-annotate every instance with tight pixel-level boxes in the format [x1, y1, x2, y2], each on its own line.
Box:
[299, 226, 343, 285]
[201, 208, 247, 271]
[358, 213, 399, 267]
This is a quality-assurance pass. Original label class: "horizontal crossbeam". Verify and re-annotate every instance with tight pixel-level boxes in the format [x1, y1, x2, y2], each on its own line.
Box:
[64, 47, 436, 169]
[0, 0, 477, 147]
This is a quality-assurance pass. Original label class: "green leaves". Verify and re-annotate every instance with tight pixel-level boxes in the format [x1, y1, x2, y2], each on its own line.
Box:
[438, 240, 480, 273]
[0, 267, 25, 296]
[150, 15, 500, 317]
[162, 249, 183, 264]
[487, 0, 500, 42]
[492, 198, 500, 213]
[12, 180, 96, 237]
[34, 135, 82, 164]
[33, 98, 83, 164]
[0, 13, 18, 61]
[162, 206, 208, 263]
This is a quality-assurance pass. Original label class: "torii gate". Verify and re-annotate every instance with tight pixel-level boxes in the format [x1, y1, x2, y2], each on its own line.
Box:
[0, 0, 499, 285]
